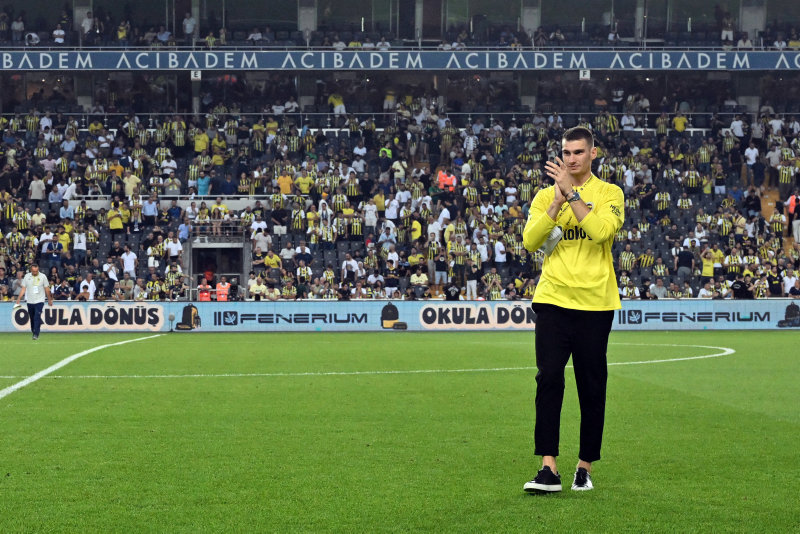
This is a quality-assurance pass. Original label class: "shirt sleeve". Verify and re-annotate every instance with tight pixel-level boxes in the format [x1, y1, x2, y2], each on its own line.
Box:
[578, 184, 624, 243]
[522, 187, 557, 252]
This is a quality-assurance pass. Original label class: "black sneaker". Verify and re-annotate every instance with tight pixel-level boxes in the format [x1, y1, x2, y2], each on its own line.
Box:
[571, 467, 593, 491]
[523, 466, 562, 493]
[32, 334, 38, 341]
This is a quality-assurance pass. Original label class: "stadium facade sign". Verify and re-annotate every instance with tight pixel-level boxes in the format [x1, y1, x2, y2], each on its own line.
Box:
[1, 300, 796, 333]
[1, 51, 800, 71]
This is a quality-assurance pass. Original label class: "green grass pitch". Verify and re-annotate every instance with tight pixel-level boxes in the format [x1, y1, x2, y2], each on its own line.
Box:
[1, 330, 797, 533]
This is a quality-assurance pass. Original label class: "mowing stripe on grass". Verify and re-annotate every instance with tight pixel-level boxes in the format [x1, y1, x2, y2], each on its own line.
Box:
[14, 343, 733, 380]
[0, 334, 163, 400]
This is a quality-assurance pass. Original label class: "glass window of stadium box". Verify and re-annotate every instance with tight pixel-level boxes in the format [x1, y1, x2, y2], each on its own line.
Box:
[195, 71, 298, 118]
[444, 72, 520, 127]
[220, 0, 298, 37]
[442, 0, 522, 45]
[94, 73, 179, 115]
[540, 0, 613, 43]
[668, 0, 741, 43]
[765, 1, 800, 46]
[317, 0, 406, 40]
[1, 74, 75, 115]
[91, 0, 187, 38]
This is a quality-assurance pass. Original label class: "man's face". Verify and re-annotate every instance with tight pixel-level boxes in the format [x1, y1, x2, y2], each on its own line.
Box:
[562, 138, 595, 177]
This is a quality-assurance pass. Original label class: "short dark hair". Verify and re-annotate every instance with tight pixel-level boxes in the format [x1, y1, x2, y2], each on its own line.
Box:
[562, 126, 594, 148]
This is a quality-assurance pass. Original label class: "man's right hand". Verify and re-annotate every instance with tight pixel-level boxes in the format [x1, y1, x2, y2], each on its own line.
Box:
[547, 184, 567, 221]
[552, 182, 566, 206]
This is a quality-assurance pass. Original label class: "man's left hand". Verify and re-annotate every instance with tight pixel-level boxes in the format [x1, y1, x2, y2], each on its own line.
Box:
[544, 157, 574, 197]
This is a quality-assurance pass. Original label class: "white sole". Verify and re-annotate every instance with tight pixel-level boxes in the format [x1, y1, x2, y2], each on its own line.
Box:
[524, 482, 562, 493]
[571, 485, 593, 491]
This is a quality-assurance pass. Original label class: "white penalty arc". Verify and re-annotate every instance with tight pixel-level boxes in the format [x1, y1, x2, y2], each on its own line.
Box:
[604, 342, 736, 366]
[0, 342, 735, 381]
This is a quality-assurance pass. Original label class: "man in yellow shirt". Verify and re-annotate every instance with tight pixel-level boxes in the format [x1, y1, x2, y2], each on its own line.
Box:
[672, 112, 688, 133]
[327, 92, 346, 120]
[277, 172, 294, 195]
[522, 127, 624, 494]
[211, 135, 227, 154]
[294, 170, 314, 195]
[263, 249, 282, 269]
[194, 128, 209, 154]
[265, 116, 278, 137]
[123, 171, 141, 197]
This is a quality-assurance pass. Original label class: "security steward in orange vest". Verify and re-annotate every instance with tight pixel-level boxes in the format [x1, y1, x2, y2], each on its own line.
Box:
[215, 276, 230, 302]
[437, 167, 456, 202]
[197, 277, 212, 301]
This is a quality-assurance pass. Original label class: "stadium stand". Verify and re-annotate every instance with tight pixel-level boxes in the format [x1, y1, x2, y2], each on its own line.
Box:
[1, 2, 800, 303]
[1, 92, 799, 303]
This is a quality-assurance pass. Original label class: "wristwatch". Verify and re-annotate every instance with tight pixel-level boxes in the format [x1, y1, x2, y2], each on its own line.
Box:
[566, 190, 581, 203]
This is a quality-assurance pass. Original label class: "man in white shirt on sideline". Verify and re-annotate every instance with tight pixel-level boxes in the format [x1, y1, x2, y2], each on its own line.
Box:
[15, 263, 53, 340]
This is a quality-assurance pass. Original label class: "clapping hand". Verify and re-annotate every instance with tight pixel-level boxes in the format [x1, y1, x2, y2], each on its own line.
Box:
[545, 157, 572, 202]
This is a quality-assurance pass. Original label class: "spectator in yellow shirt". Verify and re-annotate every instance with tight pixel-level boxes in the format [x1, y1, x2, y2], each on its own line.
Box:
[194, 129, 209, 153]
[277, 173, 294, 195]
[294, 172, 314, 195]
[211, 153, 225, 167]
[327, 92, 346, 120]
[265, 117, 279, 136]
[672, 112, 688, 133]
[211, 136, 227, 153]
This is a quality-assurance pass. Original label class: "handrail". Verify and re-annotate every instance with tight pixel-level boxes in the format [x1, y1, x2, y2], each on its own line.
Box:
[0, 43, 782, 53]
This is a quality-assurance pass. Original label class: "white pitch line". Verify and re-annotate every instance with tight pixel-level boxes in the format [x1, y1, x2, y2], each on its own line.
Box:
[21, 343, 734, 380]
[0, 334, 163, 400]
[0, 343, 736, 382]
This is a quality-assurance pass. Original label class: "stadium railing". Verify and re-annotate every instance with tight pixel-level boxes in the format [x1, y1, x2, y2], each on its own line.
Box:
[0, 41, 778, 52]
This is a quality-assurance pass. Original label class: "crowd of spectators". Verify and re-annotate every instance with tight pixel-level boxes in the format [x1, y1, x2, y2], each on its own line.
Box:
[1, 84, 800, 303]
[5, 6, 800, 51]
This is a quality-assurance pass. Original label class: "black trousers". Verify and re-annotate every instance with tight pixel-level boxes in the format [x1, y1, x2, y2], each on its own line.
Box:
[27, 302, 45, 336]
[532, 303, 614, 463]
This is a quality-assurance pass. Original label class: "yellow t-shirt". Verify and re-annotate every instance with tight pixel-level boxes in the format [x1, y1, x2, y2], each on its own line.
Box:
[124, 176, 141, 197]
[672, 116, 688, 132]
[523, 175, 624, 311]
[408, 253, 424, 266]
[278, 174, 294, 195]
[701, 256, 714, 277]
[108, 209, 124, 230]
[411, 219, 422, 241]
[264, 254, 281, 268]
[328, 94, 344, 107]
[194, 133, 209, 152]
[211, 137, 227, 152]
[295, 175, 314, 194]
[57, 232, 71, 250]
